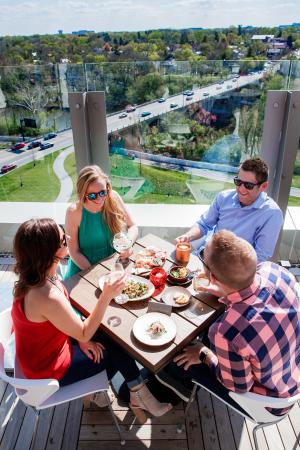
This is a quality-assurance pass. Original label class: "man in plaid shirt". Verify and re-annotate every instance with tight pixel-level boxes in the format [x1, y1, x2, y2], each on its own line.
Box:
[157, 230, 300, 415]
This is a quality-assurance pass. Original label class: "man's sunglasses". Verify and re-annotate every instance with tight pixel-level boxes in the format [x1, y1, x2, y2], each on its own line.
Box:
[233, 177, 262, 191]
[198, 247, 210, 271]
[59, 225, 67, 247]
[86, 190, 108, 201]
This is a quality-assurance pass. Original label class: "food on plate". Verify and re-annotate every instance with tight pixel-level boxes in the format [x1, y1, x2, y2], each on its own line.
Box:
[146, 321, 166, 337]
[135, 246, 167, 269]
[122, 278, 148, 299]
[174, 293, 189, 305]
[170, 267, 188, 279]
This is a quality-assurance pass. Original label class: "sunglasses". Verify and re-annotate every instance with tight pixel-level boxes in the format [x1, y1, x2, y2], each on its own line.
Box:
[233, 177, 262, 191]
[59, 225, 67, 247]
[198, 247, 210, 271]
[86, 190, 108, 201]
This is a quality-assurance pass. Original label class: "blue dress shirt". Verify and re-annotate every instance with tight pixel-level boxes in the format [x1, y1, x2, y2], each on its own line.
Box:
[196, 189, 283, 263]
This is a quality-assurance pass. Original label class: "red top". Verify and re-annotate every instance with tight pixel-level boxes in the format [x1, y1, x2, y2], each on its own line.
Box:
[11, 285, 72, 380]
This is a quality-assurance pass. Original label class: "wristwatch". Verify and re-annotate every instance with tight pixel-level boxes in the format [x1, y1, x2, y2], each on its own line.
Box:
[199, 347, 210, 364]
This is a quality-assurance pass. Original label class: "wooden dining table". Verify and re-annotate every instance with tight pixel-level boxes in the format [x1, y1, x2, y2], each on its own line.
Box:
[64, 233, 224, 373]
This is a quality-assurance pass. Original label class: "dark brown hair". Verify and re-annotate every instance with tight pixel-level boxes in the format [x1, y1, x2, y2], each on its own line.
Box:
[207, 230, 257, 291]
[240, 158, 268, 184]
[13, 218, 61, 297]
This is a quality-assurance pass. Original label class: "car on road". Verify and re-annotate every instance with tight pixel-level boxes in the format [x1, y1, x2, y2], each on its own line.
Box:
[119, 113, 127, 119]
[27, 140, 41, 149]
[183, 90, 194, 96]
[125, 105, 136, 113]
[140, 111, 151, 117]
[203, 92, 210, 97]
[218, 80, 224, 85]
[170, 103, 178, 108]
[11, 143, 26, 151]
[39, 142, 54, 150]
[216, 85, 222, 90]
[158, 97, 166, 103]
[226, 85, 232, 89]
[43, 132, 57, 141]
[1, 164, 17, 174]
[186, 94, 193, 100]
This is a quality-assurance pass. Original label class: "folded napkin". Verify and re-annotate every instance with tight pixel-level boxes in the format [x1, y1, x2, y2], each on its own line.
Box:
[147, 300, 172, 316]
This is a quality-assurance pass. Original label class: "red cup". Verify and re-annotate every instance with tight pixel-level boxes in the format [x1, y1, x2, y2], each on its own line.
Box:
[150, 267, 167, 289]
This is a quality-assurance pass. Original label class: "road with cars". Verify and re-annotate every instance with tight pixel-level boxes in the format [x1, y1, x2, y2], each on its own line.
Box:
[0, 69, 269, 175]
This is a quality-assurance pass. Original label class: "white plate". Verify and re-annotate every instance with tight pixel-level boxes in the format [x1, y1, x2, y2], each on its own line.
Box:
[99, 274, 155, 301]
[161, 286, 191, 308]
[132, 312, 176, 346]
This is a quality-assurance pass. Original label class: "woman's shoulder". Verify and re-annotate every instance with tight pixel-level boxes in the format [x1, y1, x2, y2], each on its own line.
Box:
[67, 201, 81, 214]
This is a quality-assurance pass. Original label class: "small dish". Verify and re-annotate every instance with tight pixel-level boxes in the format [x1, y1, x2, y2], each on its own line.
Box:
[168, 265, 191, 283]
[166, 275, 192, 287]
[161, 286, 191, 308]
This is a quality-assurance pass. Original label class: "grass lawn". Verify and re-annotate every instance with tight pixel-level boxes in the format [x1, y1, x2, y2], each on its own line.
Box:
[64, 151, 77, 202]
[288, 196, 300, 206]
[0, 150, 68, 202]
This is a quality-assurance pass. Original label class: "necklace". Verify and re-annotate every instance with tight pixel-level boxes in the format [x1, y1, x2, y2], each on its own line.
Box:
[46, 275, 64, 294]
[47, 274, 59, 283]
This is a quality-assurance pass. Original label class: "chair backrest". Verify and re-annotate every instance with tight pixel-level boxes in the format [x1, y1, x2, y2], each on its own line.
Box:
[229, 390, 300, 423]
[0, 307, 59, 408]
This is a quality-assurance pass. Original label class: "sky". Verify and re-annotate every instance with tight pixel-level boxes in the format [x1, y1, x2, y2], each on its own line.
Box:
[0, 0, 299, 36]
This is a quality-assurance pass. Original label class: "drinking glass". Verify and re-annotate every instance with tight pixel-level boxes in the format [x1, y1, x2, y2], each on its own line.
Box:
[193, 271, 210, 292]
[112, 231, 132, 266]
[109, 260, 128, 305]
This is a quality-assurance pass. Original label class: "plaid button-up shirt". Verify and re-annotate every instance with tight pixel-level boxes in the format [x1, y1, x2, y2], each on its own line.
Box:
[208, 262, 300, 412]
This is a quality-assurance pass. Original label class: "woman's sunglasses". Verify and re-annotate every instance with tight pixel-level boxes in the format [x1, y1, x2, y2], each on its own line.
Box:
[59, 225, 67, 247]
[86, 190, 108, 201]
[233, 177, 262, 191]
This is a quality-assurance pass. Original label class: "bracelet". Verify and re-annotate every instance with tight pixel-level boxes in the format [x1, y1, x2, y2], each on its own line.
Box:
[199, 347, 210, 364]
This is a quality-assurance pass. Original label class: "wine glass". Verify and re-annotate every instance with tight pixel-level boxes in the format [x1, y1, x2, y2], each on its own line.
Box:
[112, 231, 132, 266]
[109, 260, 128, 305]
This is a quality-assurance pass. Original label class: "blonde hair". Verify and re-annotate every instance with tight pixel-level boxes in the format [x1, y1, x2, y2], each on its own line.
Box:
[207, 230, 257, 291]
[77, 165, 125, 234]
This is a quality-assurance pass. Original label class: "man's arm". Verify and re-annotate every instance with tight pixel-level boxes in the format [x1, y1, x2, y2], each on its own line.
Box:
[254, 208, 283, 263]
[208, 332, 254, 393]
[175, 193, 222, 244]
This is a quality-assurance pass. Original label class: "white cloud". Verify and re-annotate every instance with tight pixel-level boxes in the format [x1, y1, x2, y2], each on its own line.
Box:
[0, 0, 299, 35]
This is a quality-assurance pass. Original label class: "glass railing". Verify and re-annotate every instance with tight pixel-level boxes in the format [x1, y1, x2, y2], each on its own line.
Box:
[0, 60, 297, 205]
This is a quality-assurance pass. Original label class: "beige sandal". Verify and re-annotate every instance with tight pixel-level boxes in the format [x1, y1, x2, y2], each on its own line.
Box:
[130, 384, 172, 423]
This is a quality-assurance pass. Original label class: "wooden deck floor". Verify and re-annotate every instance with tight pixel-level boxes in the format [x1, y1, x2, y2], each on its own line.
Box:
[0, 264, 299, 450]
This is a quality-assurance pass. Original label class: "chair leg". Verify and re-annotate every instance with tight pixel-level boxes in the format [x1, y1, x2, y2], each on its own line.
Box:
[252, 423, 265, 450]
[105, 391, 126, 446]
[29, 409, 40, 450]
[177, 383, 198, 434]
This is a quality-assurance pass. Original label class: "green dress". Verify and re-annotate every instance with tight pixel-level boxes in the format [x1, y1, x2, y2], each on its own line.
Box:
[64, 207, 114, 280]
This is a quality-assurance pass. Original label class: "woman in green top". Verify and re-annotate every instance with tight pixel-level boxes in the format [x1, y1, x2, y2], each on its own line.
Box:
[64, 165, 138, 280]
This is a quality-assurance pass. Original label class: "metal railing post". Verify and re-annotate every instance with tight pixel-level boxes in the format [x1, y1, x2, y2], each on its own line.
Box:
[86, 91, 110, 175]
[68, 91, 109, 174]
[261, 90, 300, 215]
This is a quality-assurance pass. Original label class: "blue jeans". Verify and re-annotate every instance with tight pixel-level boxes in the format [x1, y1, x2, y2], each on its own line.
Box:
[60, 330, 143, 388]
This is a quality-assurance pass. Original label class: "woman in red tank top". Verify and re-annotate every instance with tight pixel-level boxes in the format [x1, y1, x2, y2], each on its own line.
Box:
[12, 218, 172, 423]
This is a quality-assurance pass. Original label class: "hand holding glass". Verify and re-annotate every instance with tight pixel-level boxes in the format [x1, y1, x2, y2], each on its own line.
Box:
[112, 231, 132, 265]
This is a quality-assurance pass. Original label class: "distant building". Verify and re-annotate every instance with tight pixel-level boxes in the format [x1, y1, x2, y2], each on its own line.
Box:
[267, 48, 282, 58]
[252, 35, 274, 42]
[72, 30, 95, 36]
[58, 30, 63, 35]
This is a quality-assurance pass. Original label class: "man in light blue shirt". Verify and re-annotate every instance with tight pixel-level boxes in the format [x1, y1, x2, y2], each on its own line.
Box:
[176, 158, 283, 262]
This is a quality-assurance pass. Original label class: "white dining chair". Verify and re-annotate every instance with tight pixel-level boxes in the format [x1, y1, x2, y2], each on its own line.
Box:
[0, 307, 126, 447]
[183, 379, 300, 450]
